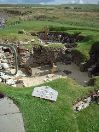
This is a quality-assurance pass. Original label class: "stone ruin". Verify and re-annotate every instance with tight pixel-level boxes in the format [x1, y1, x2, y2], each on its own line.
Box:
[30, 31, 86, 66]
[0, 31, 95, 87]
[16, 44, 32, 76]
[73, 90, 99, 112]
[38, 31, 85, 48]
[27, 32, 86, 67]
[0, 45, 16, 74]
[0, 44, 31, 87]
[80, 41, 99, 77]
[27, 44, 65, 66]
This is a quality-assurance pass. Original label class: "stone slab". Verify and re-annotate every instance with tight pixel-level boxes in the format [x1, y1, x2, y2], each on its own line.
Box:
[32, 86, 58, 101]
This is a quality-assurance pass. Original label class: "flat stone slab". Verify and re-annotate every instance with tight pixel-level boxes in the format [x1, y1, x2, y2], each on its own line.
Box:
[0, 97, 25, 132]
[32, 86, 58, 101]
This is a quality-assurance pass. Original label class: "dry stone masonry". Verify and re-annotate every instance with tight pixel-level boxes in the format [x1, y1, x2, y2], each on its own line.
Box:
[73, 90, 99, 111]
[0, 45, 28, 87]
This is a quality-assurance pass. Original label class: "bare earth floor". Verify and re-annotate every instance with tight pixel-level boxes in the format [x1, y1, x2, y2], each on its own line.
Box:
[20, 62, 90, 87]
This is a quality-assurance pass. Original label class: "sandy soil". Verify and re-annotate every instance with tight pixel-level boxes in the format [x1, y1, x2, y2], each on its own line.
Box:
[20, 62, 90, 87]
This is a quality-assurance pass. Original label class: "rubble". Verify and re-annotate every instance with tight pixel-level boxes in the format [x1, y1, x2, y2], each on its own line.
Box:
[0, 45, 26, 87]
[0, 71, 24, 87]
[6, 79, 17, 85]
[0, 45, 15, 73]
[1, 63, 9, 69]
[32, 86, 58, 101]
[0, 17, 5, 28]
[73, 90, 99, 112]
[38, 31, 85, 46]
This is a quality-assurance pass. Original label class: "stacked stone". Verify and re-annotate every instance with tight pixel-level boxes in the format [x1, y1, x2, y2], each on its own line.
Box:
[0, 45, 25, 87]
[0, 46, 16, 69]
[0, 47, 10, 72]
[73, 90, 99, 112]
[31, 45, 63, 65]
[17, 46, 30, 66]
[0, 47, 17, 86]
[38, 31, 85, 46]
[16, 45, 32, 76]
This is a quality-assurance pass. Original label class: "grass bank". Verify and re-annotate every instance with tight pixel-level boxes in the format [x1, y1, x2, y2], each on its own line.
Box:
[0, 78, 99, 132]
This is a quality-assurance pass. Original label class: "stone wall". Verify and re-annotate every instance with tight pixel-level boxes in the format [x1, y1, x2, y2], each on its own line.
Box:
[27, 44, 65, 66]
[38, 31, 85, 45]
[79, 41, 99, 77]
[71, 49, 86, 66]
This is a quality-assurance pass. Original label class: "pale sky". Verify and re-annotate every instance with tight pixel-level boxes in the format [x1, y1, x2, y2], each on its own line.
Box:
[0, 0, 98, 4]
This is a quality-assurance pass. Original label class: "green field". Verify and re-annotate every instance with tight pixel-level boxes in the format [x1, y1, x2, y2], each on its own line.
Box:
[0, 4, 99, 58]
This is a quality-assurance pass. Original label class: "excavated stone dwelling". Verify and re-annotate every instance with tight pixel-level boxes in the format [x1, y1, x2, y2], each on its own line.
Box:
[27, 31, 86, 66]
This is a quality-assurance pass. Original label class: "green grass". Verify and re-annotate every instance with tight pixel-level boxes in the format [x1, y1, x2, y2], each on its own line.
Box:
[0, 19, 99, 59]
[0, 4, 99, 58]
[0, 78, 99, 132]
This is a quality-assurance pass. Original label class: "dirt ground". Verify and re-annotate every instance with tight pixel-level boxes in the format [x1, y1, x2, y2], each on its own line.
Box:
[56, 62, 90, 86]
[20, 62, 90, 87]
